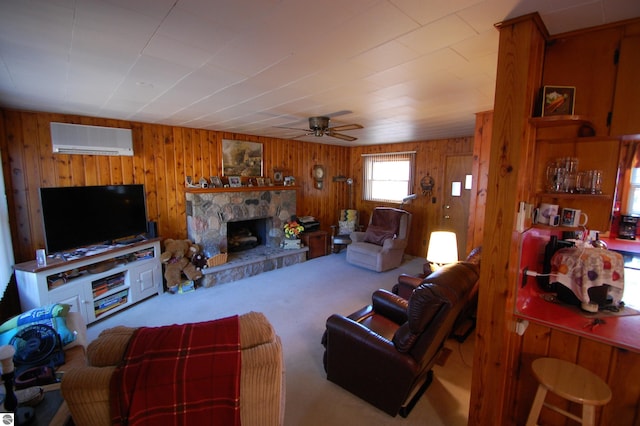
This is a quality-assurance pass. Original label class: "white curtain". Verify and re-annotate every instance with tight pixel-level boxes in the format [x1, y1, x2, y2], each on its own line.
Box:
[0, 151, 15, 301]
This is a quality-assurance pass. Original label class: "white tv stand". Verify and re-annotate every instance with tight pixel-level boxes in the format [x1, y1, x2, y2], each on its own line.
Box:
[14, 239, 162, 325]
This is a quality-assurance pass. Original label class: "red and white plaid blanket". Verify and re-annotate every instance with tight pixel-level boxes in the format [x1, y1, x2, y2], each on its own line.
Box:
[110, 315, 241, 426]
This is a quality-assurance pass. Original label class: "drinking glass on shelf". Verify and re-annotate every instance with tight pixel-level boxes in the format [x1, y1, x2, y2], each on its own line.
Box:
[590, 170, 603, 194]
[546, 165, 566, 192]
[545, 161, 557, 192]
[575, 171, 588, 193]
[563, 157, 578, 193]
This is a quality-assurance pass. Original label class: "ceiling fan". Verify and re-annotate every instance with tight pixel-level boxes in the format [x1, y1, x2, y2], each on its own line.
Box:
[278, 116, 363, 142]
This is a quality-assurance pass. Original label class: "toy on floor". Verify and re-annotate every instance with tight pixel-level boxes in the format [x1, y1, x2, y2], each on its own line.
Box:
[160, 239, 204, 293]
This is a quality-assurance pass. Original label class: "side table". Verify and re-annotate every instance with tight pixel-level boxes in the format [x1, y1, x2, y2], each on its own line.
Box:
[300, 230, 329, 259]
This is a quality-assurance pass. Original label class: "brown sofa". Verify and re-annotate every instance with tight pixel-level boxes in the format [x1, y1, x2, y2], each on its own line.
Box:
[322, 261, 480, 417]
[61, 311, 285, 426]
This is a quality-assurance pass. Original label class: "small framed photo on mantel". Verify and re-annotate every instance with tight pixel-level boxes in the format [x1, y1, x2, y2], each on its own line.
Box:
[541, 86, 576, 117]
[228, 176, 242, 187]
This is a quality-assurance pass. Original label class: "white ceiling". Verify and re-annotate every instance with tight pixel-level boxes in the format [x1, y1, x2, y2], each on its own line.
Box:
[1, 0, 638, 146]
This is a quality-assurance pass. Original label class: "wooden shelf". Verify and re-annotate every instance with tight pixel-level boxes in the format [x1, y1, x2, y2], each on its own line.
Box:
[185, 185, 299, 194]
[536, 192, 611, 200]
[536, 135, 619, 144]
[529, 115, 590, 127]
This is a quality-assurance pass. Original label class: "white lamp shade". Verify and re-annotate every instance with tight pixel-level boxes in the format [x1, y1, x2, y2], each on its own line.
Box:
[426, 231, 458, 265]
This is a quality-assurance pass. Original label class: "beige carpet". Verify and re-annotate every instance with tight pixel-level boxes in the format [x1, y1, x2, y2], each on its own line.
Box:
[86, 252, 474, 425]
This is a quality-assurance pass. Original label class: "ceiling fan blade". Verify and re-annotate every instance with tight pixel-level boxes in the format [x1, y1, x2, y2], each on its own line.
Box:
[274, 125, 308, 131]
[291, 131, 313, 139]
[329, 123, 363, 132]
[327, 131, 357, 142]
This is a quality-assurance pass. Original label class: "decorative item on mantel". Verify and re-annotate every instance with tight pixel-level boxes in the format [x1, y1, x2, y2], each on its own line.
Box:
[282, 218, 304, 249]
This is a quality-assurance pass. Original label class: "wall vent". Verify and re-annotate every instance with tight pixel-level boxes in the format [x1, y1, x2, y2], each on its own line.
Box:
[50, 122, 133, 156]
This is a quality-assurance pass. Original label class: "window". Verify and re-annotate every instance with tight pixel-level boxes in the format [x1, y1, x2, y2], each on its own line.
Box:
[628, 167, 640, 215]
[362, 151, 416, 203]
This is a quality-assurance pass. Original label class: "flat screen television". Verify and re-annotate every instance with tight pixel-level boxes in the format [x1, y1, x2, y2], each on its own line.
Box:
[40, 184, 148, 254]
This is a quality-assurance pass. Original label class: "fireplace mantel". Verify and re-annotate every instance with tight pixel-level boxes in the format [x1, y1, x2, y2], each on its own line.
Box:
[185, 185, 300, 194]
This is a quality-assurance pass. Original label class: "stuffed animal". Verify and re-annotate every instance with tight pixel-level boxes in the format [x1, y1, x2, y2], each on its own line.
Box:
[161, 239, 204, 292]
[191, 252, 208, 271]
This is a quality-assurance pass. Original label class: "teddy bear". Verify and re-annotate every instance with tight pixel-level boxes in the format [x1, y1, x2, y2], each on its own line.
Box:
[160, 239, 204, 292]
[191, 252, 208, 271]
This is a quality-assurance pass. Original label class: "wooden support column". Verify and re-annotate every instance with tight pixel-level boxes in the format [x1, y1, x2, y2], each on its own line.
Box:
[468, 13, 548, 425]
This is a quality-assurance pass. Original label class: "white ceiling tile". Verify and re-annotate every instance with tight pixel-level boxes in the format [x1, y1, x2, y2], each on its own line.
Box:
[0, 0, 74, 51]
[391, 0, 484, 25]
[143, 33, 213, 69]
[158, 6, 237, 55]
[0, 0, 637, 145]
[398, 15, 478, 55]
[349, 40, 422, 74]
[603, 0, 640, 22]
[102, 0, 176, 20]
[451, 29, 500, 60]
[456, 0, 525, 33]
[541, 2, 607, 34]
[74, 0, 160, 43]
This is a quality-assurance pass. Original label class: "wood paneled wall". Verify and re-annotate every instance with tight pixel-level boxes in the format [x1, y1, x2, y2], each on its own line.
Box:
[0, 109, 473, 265]
[350, 137, 475, 258]
[0, 109, 351, 263]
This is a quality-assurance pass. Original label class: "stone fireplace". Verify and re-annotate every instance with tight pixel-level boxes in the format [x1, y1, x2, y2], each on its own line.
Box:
[185, 188, 307, 286]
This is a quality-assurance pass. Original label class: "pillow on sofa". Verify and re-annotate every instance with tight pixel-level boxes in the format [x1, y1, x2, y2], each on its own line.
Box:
[363, 224, 396, 246]
[338, 220, 355, 235]
[0, 304, 76, 346]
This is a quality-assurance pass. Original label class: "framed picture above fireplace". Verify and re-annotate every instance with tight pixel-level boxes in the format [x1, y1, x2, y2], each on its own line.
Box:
[222, 139, 263, 177]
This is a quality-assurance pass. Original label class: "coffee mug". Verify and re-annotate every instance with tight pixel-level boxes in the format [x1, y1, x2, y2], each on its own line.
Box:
[561, 208, 588, 227]
[534, 203, 559, 225]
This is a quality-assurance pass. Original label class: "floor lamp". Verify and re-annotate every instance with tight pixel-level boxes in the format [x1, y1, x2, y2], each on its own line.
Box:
[333, 176, 354, 209]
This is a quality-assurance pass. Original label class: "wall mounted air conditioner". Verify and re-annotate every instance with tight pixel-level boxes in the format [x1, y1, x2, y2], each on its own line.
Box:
[50, 122, 133, 156]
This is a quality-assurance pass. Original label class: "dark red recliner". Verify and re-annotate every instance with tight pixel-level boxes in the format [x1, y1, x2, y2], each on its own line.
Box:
[321, 261, 480, 417]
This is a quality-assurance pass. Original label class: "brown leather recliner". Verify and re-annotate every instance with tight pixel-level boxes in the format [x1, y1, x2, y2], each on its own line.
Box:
[321, 261, 480, 417]
[393, 246, 482, 342]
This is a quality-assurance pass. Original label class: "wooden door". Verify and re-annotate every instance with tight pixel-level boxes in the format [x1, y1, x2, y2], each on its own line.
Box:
[443, 155, 473, 260]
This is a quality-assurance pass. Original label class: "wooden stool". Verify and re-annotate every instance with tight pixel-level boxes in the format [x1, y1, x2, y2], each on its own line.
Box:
[526, 357, 612, 426]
